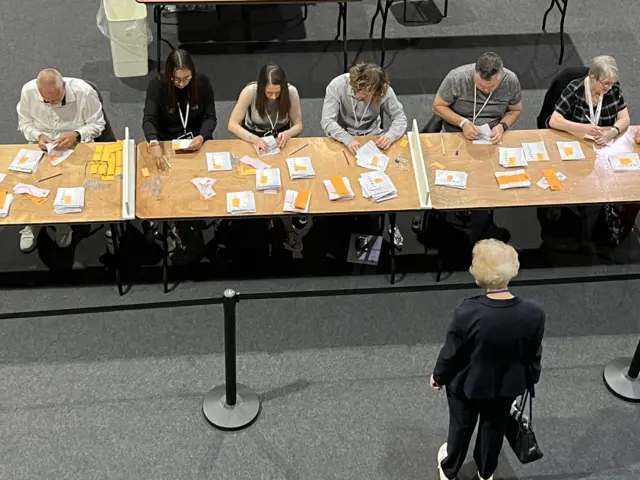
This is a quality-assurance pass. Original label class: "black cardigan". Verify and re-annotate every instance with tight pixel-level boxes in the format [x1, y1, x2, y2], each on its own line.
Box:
[142, 73, 217, 142]
[433, 295, 545, 400]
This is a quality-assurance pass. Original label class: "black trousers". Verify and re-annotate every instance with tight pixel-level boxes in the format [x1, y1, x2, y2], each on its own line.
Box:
[441, 388, 515, 480]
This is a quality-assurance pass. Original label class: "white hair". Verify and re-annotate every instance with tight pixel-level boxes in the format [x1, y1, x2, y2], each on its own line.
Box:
[469, 239, 520, 290]
[589, 55, 619, 82]
[36, 69, 64, 90]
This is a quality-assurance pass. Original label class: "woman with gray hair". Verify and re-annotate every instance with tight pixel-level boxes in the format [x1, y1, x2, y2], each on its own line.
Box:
[549, 55, 629, 145]
[430, 239, 545, 480]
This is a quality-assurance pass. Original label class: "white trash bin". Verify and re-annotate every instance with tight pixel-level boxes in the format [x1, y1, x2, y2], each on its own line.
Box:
[103, 0, 149, 77]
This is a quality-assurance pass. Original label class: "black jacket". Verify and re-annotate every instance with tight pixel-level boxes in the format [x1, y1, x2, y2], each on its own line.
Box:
[142, 73, 217, 141]
[433, 295, 545, 400]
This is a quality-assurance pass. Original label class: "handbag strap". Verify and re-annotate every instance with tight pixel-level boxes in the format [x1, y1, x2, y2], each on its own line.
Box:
[517, 389, 534, 427]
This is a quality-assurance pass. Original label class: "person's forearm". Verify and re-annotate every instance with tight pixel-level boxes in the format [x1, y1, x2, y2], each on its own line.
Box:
[19, 123, 43, 143]
[286, 122, 303, 138]
[501, 109, 521, 129]
[549, 114, 586, 136]
[613, 116, 630, 134]
[321, 118, 353, 145]
[228, 122, 258, 144]
[433, 105, 468, 129]
[385, 113, 407, 143]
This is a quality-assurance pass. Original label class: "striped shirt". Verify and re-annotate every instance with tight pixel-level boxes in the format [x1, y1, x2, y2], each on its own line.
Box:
[552, 78, 626, 127]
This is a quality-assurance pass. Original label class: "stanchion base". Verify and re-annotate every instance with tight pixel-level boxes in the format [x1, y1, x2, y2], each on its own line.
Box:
[603, 358, 640, 402]
[203, 383, 261, 430]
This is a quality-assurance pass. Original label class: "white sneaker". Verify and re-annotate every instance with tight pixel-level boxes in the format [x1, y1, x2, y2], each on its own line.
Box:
[438, 442, 452, 480]
[19, 226, 36, 252]
[56, 228, 73, 248]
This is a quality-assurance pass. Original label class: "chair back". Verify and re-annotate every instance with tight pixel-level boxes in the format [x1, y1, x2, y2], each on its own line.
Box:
[84, 80, 116, 142]
[421, 114, 444, 133]
[536, 66, 589, 129]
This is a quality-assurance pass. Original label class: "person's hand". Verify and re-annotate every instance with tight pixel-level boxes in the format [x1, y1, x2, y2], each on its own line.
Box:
[150, 144, 165, 172]
[375, 135, 392, 150]
[186, 135, 204, 151]
[461, 121, 479, 140]
[430, 375, 441, 391]
[37, 135, 52, 151]
[56, 132, 79, 149]
[584, 124, 605, 138]
[490, 124, 505, 144]
[348, 140, 362, 155]
[277, 131, 292, 149]
[594, 127, 618, 146]
[253, 136, 269, 153]
[635, 129, 640, 144]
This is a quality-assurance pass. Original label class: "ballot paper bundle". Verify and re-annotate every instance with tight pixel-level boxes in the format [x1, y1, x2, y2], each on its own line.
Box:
[608, 152, 640, 172]
[355, 141, 390, 172]
[172, 139, 193, 151]
[499, 147, 528, 168]
[190, 177, 216, 199]
[358, 171, 398, 202]
[495, 169, 531, 190]
[522, 141, 550, 162]
[256, 168, 282, 193]
[254, 135, 280, 156]
[54, 187, 85, 214]
[323, 176, 355, 200]
[283, 189, 312, 213]
[46, 143, 74, 166]
[286, 157, 315, 179]
[206, 152, 233, 172]
[472, 123, 492, 144]
[434, 170, 468, 189]
[557, 141, 585, 160]
[227, 191, 256, 214]
[0, 192, 14, 218]
[9, 149, 44, 173]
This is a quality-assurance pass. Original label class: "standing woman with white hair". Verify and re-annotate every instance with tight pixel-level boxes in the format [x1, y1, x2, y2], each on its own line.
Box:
[430, 239, 545, 480]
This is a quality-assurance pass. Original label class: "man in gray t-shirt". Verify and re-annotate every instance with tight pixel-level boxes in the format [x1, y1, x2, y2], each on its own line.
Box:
[432, 52, 522, 144]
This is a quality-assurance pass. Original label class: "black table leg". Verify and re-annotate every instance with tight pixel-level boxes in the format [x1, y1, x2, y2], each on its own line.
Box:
[155, 6, 164, 74]
[388, 212, 397, 284]
[110, 223, 124, 296]
[558, 0, 568, 64]
[341, 3, 348, 72]
[369, 0, 383, 37]
[162, 221, 169, 293]
[380, 0, 392, 68]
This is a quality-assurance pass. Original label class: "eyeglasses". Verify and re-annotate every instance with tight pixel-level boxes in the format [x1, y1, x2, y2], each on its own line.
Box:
[173, 75, 192, 85]
[595, 78, 614, 90]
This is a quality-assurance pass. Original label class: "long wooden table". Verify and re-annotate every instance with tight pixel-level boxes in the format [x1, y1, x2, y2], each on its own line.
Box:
[137, 0, 358, 73]
[422, 129, 640, 210]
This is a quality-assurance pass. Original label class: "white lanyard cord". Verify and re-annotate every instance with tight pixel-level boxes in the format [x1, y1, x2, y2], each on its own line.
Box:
[351, 96, 372, 132]
[266, 109, 279, 133]
[178, 102, 190, 134]
[585, 77, 603, 126]
[473, 87, 493, 125]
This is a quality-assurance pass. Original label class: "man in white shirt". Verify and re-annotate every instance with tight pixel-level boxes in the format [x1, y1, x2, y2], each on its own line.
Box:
[17, 69, 105, 252]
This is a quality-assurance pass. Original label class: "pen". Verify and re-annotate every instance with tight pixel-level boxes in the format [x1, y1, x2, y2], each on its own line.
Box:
[36, 173, 63, 184]
[289, 144, 309, 156]
[343, 151, 350, 166]
[441, 137, 445, 155]
[162, 154, 172, 169]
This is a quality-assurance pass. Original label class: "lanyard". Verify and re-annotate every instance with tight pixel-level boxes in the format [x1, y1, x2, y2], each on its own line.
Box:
[473, 87, 493, 125]
[266, 109, 279, 135]
[585, 77, 603, 126]
[178, 102, 190, 134]
[351, 96, 372, 132]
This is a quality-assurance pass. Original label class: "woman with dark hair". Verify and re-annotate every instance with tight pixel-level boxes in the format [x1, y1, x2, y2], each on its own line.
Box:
[143, 49, 217, 171]
[228, 64, 302, 151]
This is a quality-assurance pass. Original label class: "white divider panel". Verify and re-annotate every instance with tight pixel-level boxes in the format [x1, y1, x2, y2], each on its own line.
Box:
[407, 119, 431, 209]
[121, 127, 136, 220]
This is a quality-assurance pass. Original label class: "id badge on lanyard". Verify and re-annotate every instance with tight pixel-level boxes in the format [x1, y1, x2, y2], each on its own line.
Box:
[585, 78, 603, 126]
[177, 103, 192, 139]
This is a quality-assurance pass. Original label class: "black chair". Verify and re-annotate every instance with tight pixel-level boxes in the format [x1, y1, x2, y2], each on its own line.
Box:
[84, 80, 116, 142]
[536, 66, 588, 129]
[420, 113, 443, 133]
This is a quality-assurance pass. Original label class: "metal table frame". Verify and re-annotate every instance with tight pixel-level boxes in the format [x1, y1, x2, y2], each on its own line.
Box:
[542, 0, 569, 64]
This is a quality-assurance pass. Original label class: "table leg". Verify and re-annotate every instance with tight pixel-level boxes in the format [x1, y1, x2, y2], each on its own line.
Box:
[336, 5, 342, 40]
[155, 5, 164, 74]
[369, 0, 383, 37]
[110, 223, 124, 296]
[341, 3, 348, 72]
[380, 0, 392, 68]
[542, 0, 554, 30]
[443, 0, 448, 17]
[388, 212, 397, 285]
[162, 221, 169, 293]
[558, 0, 568, 64]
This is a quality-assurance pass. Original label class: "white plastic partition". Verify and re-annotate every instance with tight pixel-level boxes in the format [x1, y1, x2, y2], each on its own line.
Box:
[121, 127, 136, 220]
[407, 119, 431, 209]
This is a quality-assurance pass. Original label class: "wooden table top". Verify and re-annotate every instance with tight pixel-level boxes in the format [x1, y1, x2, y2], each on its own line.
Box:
[136, 136, 423, 220]
[422, 129, 640, 210]
[0, 143, 123, 225]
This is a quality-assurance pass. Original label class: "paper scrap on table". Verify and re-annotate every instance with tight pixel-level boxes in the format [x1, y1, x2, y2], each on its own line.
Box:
[434, 170, 468, 189]
[399, 138, 409, 147]
[472, 123, 492, 145]
[172, 139, 193, 151]
[522, 141, 549, 162]
[355, 141, 390, 172]
[499, 147, 527, 168]
[206, 152, 233, 172]
[237, 164, 256, 176]
[13, 183, 50, 198]
[191, 177, 216, 199]
[283, 190, 312, 213]
[608, 152, 640, 172]
[557, 141, 585, 160]
[423, 137, 434, 148]
[23, 194, 48, 205]
[239, 155, 271, 170]
[46, 143, 74, 166]
[54, 187, 85, 214]
[141, 168, 150, 177]
[0, 193, 13, 218]
[254, 135, 280, 156]
[0, 174, 6, 185]
[537, 172, 567, 189]
[430, 161, 446, 169]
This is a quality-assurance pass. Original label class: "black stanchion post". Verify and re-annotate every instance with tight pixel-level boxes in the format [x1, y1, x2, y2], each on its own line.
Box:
[603, 338, 640, 402]
[203, 289, 261, 430]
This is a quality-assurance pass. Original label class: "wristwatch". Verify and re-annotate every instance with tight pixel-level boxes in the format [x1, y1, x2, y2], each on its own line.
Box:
[499, 122, 509, 132]
[611, 126, 620, 136]
[74, 131, 81, 142]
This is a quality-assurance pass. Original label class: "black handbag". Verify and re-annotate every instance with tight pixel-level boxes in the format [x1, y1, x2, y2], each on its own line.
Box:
[505, 389, 543, 464]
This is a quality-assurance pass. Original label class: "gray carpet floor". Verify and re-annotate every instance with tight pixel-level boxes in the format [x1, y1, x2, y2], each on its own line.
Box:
[2, 1, 640, 478]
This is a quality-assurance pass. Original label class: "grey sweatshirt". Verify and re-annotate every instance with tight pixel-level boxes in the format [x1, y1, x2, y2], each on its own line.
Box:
[320, 73, 407, 145]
